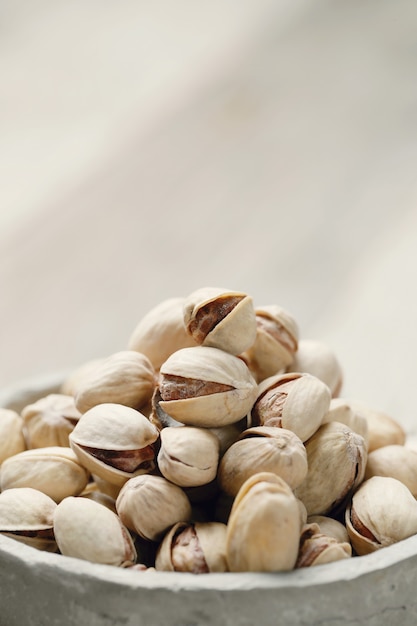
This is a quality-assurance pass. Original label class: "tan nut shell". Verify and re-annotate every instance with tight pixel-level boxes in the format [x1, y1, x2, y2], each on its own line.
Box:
[54, 496, 136, 566]
[0, 487, 57, 552]
[158, 346, 258, 427]
[251, 372, 331, 442]
[69, 403, 159, 487]
[218, 426, 307, 497]
[116, 474, 192, 542]
[128, 297, 198, 370]
[322, 398, 369, 447]
[0, 408, 26, 463]
[288, 339, 343, 397]
[157, 426, 220, 487]
[296, 523, 351, 568]
[74, 350, 155, 414]
[348, 401, 406, 452]
[0, 447, 90, 503]
[294, 421, 367, 516]
[242, 304, 299, 382]
[155, 521, 228, 573]
[226, 472, 301, 572]
[365, 445, 417, 497]
[22, 393, 81, 448]
[346, 476, 417, 555]
[183, 287, 257, 355]
[60, 358, 105, 396]
[307, 515, 350, 544]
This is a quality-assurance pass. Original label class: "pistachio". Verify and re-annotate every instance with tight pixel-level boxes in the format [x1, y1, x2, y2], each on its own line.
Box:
[157, 346, 258, 428]
[116, 474, 192, 542]
[69, 403, 159, 486]
[218, 426, 307, 497]
[296, 522, 351, 568]
[128, 297, 198, 370]
[54, 496, 136, 566]
[322, 398, 369, 447]
[288, 339, 343, 397]
[250, 372, 331, 442]
[307, 515, 350, 544]
[0, 487, 57, 552]
[1, 447, 90, 503]
[21, 393, 81, 448]
[348, 401, 406, 452]
[0, 408, 26, 464]
[346, 476, 417, 555]
[155, 521, 228, 573]
[60, 358, 105, 396]
[294, 421, 367, 516]
[364, 445, 417, 497]
[157, 426, 220, 487]
[226, 472, 301, 572]
[183, 287, 257, 355]
[241, 304, 299, 382]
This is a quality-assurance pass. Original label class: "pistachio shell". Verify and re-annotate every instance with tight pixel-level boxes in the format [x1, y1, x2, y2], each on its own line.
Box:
[0, 408, 26, 463]
[22, 393, 81, 448]
[183, 287, 257, 355]
[348, 401, 406, 452]
[296, 523, 351, 568]
[1, 447, 90, 503]
[365, 445, 417, 497]
[288, 339, 343, 397]
[54, 496, 136, 566]
[307, 515, 350, 544]
[226, 472, 301, 572]
[322, 398, 369, 447]
[60, 358, 105, 396]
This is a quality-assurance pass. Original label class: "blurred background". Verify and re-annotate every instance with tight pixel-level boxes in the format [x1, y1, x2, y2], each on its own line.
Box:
[1, 0, 417, 429]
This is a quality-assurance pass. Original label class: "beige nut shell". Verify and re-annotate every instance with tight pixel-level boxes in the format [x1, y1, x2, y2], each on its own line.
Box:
[22, 393, 81, 448]
[0, 408, 26, 463]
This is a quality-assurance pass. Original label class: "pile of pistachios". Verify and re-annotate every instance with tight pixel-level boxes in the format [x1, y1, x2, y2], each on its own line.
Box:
[1, 286, 416, 573]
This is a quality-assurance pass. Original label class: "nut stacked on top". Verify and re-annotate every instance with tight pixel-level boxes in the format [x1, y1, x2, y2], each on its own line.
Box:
[0, 286, 415, 573]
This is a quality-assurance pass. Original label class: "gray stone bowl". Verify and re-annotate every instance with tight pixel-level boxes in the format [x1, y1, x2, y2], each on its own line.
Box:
[1, 374, 417, 626]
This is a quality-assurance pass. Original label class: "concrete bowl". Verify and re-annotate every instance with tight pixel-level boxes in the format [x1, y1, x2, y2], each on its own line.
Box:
[1, 374, 417, 626]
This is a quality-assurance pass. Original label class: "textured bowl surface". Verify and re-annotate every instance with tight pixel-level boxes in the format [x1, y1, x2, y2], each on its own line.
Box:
[1, 374, 417, 626]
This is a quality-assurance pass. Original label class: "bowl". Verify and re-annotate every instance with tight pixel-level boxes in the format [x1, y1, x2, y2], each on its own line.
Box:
[1, 374, 417, 626]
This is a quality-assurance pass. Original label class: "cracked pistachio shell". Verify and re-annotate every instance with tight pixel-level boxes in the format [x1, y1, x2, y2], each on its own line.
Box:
[21, 393, 81, 448]
[296, 522, 351, 568]
[183, 287, 257, 355]
[288, 339, 343, 397]
[158, 346, 258, 428]
[348, 401, 406, 452]
[0, 487, 57, 552]
[54, 496, 136, 566]
[128, 297, 198, 371]
[74, 350, 156, 414]
[294, 421, 367, 516]
[251, 372, 331, 442]
[0, 408, 26, 464]
[1, 447, 90, 503]
[322, 398, 369, 448]
[69, 403, 159, 487]
[156, 521, 228, 573]
[307, 515, 350, 544]
[364, 445, 417, 497]
[226, 472, 301, 572]
[241, 304, 299, 382]
[346, 476, 417, 555]
[116, 474, 192, 542]
[157, 426, 220, 487]
[218, 426, 307, 497]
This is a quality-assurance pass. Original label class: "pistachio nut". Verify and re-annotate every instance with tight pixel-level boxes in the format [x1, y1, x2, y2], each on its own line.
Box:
[74, 350, 156, 414]
[54, 496, 136, 566]
[226, 472, 301, 572]
[69, 403, 159, 486]
[183, 287, 257, 355]
[322, 398, 369, 447]
[157, 346, 258, 427]
[250, 372, 331, 442]
[0, 487, 57, 552]
[157, 426, 220, 487]
[348, 401, 406, 452]
[116, 474, 192, 542]
[294, 421, 367, 516]
[22, 393, 82, 448]
[241, 304, 299, 382]
[1, 447, 90, 503]
[288, 339, 343, 397]
[296, 522, 351, 568]
[364, 444, 417, 497]
[60, 358, 105, 396]
[0, 408, 26, 464]
[346, 476, 417, 555]
[218, 426, 307, 497]
[307, 515, 350, 544]
[128, 297, 198, 370]
[155, 521, 228, 573]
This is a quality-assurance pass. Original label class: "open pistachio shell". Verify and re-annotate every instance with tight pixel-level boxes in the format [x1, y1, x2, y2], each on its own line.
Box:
[307, 515, 350, 544]
[158, 346, 258, 427]
[288, 339, 343, 397]
[365, 444, 417, 497]
[183, 287, 257, 355]
[226, 472, 301, 572]
[69, 403, 159, 487]
[296, 523, 351, 568]
[0, 408, 26, 463]
[22, 393, 81, 448]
